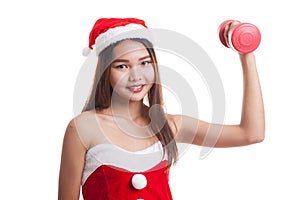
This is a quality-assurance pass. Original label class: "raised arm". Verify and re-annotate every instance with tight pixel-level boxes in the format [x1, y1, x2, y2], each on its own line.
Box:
[238, 53, 265, 142]
[58, 119, 86, 200]
[171, 52, 265, 147]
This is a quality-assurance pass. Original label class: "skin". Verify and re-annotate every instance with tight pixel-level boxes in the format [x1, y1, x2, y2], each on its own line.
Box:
[58, 24, 265, 199]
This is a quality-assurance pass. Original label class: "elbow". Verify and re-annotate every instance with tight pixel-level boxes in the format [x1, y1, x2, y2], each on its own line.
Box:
[248, 135, 264, 144]
[246, 131, 265, 144]
[240, 122, 265, 145]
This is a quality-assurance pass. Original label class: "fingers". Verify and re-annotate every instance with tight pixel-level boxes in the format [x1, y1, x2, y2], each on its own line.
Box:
[223, 21, 240, 47]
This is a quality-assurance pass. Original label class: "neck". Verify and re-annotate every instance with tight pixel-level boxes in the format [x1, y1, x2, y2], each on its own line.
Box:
[109, 97, 147, 121]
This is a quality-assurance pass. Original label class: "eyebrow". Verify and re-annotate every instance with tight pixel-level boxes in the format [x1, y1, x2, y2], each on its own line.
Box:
[112, 55, 151, 63]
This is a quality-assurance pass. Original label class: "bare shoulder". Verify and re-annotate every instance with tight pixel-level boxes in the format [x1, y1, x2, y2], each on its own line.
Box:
[166, 114, 205, 143]
[72, 110, 97, 127]
[63, 117, 87, 151]
[166, 114, 182, 137]
[66, 110, 105, 149]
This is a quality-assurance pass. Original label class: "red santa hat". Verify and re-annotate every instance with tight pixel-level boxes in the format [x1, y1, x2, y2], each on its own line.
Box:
[82, 18, 150, 56]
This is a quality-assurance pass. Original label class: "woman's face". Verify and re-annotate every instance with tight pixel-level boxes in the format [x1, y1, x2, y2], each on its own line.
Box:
[109, 40, 155, 102]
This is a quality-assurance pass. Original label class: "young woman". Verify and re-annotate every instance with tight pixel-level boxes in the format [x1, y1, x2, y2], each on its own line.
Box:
[58, 18, 265, 200]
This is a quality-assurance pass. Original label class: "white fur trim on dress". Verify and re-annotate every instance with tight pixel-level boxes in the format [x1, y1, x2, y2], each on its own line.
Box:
[81, 141, 167, 185]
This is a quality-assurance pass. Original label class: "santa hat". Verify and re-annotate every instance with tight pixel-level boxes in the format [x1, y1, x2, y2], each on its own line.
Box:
[82, 18, 151, 56]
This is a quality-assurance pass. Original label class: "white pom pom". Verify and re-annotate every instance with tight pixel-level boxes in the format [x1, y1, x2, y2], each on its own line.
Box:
[82, 47, 91, 56]
[131, 174, 147, 190]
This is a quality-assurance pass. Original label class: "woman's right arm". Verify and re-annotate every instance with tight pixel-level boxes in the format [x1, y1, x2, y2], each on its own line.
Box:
[58, 119, 87, 200]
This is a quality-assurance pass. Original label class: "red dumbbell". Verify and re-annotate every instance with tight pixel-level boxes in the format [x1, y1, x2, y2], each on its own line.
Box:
[218, 20, 261, 54]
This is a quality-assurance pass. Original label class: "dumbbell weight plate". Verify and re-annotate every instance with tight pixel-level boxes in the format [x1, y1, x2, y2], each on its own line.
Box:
[228, 23, 261, 54]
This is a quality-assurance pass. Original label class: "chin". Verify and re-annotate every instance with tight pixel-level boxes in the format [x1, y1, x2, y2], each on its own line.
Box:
[129, 94, 148, 102]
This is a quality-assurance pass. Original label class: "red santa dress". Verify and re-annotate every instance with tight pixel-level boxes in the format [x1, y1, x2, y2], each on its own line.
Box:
[81, 141, 173, 200]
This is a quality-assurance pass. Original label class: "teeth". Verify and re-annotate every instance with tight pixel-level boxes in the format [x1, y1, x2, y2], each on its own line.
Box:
[128, 85, 143, 92]
[132, 85, 142, 89]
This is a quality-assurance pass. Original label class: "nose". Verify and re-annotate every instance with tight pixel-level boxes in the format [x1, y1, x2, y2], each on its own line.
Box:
[128, 67, 142, 82]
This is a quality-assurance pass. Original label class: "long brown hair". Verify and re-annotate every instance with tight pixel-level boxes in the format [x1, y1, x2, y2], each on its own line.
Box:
[82, 38, 178, 165]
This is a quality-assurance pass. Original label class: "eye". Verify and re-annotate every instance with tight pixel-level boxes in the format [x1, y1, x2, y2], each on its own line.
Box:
[114, 64, 128, 69]
[141, 60, 152, 66]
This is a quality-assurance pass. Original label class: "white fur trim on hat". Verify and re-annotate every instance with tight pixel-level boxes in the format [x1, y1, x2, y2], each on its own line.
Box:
[95, 24, 152, 55]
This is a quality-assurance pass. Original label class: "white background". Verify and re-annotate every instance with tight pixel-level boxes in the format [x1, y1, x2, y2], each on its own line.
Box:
[1, 0, 299, 199]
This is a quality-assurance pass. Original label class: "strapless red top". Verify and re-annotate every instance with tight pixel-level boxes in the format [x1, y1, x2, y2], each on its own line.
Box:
[81, 142, 173, 200]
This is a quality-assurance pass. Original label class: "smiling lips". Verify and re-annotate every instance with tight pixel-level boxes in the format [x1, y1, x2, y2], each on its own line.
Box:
[128, 84, 145, 93]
